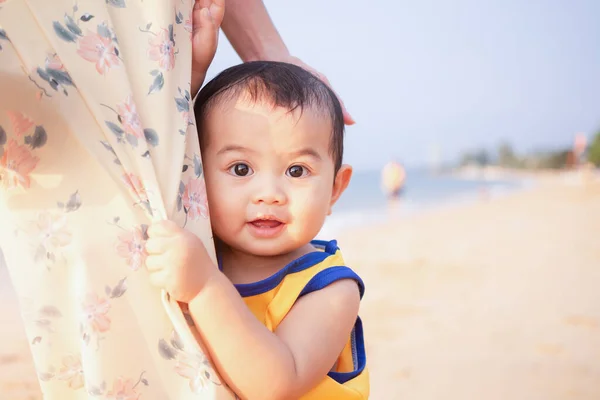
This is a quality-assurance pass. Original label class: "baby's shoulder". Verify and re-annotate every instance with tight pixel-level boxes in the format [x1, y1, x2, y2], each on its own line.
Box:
[290, 239, 365, 300]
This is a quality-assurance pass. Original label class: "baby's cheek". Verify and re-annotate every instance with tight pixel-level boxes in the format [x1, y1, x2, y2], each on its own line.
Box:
[213, 195, 244, 227]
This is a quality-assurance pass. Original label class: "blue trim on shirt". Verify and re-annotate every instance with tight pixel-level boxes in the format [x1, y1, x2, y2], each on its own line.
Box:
[298, 266, 365, 299]
[328, 317, 366, 384]
[219, 240, 341, 298]
[297, 265, 367, 384]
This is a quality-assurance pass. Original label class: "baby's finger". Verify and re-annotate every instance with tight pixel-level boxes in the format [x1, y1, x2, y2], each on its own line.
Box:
[145, 254, 165, 272]
[145, 237, 168, 255]
[147, 220, 178, 238]
[148, 270, 168, 289]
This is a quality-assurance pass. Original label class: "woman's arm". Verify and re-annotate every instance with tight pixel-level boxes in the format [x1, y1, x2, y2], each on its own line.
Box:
[220, 0, 290, 62]
[193, 0, 355, 124]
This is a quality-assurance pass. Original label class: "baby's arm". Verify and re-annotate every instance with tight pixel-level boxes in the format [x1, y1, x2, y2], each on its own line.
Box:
[188, 271, 361, 400]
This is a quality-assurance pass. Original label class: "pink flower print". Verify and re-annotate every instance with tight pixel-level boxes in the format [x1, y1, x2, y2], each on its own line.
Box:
[45, 53, 65, 71]
[116, 226, 147, 271]
[181, 111, 194, 127]
[117, 96, 144, 139]
[148, 28, 175, 71]
[7, 111, 34, 137]
[122, 172, 148, 202]
[77, 30, 120, 75]
[81, 293, 111, 334]
[175, 353, 214, 393]
[57, 355, 84, 389]
[184, 17, 193, 39]
[105, 377, 140, 400]
[0, 139, 39, 189]
[182, 178, 209, 220]
[30, 211, 72, 252]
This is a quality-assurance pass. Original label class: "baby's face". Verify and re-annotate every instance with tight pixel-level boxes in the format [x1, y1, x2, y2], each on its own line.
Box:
[200, 97, 350, 256]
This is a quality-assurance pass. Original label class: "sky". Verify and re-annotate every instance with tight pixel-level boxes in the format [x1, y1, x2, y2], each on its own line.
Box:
[205, 0, 600, 171]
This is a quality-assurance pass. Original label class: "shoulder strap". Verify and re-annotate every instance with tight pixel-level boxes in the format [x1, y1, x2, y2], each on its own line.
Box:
[299, 266, 365, 299]
[264, 259, 365, 331]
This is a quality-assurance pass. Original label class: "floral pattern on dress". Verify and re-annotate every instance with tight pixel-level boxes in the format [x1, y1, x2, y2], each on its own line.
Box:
[139, 22, 178, 95]
[26, 305, 64, 347]
[39, 356, 150, 398]
[51, 5, 122, 76]
[33, 53, 76, 98]
[0, 1, 231, 398]
[148, 27, 176, 72]
[25, 210, 73, 266]
[56, 354, 85, 389]
[76, 29, 121, 75]
[175, 87, 194, 131]
[0, 27, 9, 51]
[175, 8, 193, 39]
[7, 111, 34, 137]
[104, 376, 144, 400]
[159, 330, 222, 393]
[0, 110, 48, 189]
[115, 224, 148, 272]
[102, 96, 160, 149]
[182, 177, 209, 221]
[15, 191, 80, 269]
[0, 139, 39, 189]
[38, 354, 84, 388]
[178, 153, 209, 224]
[87, 372, 149, 399]
[80, 292, 112, 346]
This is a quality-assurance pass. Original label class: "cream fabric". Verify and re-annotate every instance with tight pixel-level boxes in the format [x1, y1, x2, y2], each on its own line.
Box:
[0, 0, 234, 398]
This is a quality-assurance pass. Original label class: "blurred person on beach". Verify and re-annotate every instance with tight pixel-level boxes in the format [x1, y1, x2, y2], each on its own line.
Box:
[143, 61, 369, 399]
[381, 159, 406, 199]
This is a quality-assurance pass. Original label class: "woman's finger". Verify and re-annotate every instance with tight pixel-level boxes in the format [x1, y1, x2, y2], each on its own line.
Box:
[209, 0, 225, 28]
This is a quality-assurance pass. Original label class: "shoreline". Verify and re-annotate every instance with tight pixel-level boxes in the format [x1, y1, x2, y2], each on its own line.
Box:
[319, 171, 534, 240]
[322, 166, 599, 240]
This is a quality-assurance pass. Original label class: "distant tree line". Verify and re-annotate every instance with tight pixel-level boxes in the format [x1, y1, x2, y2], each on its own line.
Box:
[459, 130, 600, 170]
[588, 130, 600, 167]
[459, 144, 569, 169]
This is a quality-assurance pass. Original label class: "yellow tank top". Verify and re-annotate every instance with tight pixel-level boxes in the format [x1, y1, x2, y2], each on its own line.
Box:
[227, 240, 369, 399]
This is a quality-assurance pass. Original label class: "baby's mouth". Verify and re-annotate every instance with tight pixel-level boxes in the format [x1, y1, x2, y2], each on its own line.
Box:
[249, 219, 283, 228]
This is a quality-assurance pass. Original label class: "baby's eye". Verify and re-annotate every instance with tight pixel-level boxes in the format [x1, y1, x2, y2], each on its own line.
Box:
[229, 163, 253, 177]
[286, 165, 309, 178]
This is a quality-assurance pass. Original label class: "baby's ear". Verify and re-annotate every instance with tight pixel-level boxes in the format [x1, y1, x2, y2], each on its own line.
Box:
[328, 164, 352, 215]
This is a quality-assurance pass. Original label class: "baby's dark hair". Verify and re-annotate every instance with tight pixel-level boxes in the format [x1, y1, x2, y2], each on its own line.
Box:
[193, 61, 345, 172]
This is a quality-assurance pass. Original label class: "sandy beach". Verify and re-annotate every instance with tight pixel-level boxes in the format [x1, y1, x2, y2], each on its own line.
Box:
[1, 172, 599, 399]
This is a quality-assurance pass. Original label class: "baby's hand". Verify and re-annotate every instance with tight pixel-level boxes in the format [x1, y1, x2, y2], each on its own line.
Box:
[191, 0, 225, 96]
[145, 220, 215, 303]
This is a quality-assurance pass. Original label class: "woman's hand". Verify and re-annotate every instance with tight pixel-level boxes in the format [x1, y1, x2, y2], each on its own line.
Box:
[190, 0, 225, 96]
[278, 55, 355, 125]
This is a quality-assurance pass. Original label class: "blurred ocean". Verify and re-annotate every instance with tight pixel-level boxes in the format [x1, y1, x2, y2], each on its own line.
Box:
[318, 167, 529, 238]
